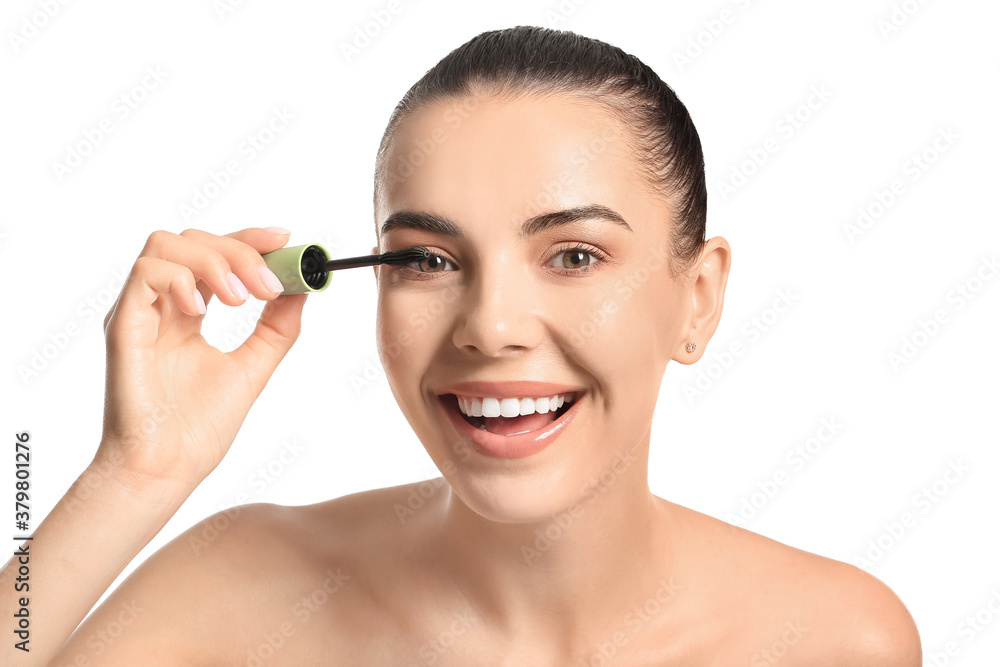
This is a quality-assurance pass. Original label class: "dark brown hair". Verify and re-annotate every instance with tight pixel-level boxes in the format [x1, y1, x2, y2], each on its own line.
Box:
[373, 25, 707, 276]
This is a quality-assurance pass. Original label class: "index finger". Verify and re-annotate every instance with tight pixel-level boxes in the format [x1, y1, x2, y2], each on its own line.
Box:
[223, 226, 292, 254]
[188, 226, 292, 307]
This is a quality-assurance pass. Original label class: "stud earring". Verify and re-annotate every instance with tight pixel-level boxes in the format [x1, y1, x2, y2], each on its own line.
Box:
[686, 342, 697, 353]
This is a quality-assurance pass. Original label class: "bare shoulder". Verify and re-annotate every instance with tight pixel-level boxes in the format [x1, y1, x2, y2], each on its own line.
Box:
[53, 482, 423, 667]
[52, 501, 312, 665]
[799, 558, 923, 666]
[667, 502, 921, 666]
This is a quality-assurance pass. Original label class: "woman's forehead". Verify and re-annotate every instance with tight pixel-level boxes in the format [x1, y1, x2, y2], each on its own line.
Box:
[382, 94, 645, 224]
[390, 94, 627, 172]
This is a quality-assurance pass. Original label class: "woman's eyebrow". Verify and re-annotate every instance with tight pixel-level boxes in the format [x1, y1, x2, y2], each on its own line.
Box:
[379, 204, 633, 239]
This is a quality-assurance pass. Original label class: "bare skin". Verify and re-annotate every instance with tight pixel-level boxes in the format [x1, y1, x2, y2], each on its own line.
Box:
[2, 93, 920, 666]
[47, 485, 919, 666]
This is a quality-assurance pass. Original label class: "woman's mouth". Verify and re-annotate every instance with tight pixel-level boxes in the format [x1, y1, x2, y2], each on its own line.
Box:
[452, 393, 576, 435]
[436, 391, 584, 459]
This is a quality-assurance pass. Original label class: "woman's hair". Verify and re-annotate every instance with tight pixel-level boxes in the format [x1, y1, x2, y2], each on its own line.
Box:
[373, 25, 707, 276]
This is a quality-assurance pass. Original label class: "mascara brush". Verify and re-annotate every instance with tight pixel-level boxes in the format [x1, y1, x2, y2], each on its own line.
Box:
[261, 243, 431, 294]
[323, 246, 431, 271]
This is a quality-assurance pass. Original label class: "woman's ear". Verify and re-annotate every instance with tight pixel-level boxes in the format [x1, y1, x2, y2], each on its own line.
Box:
[675, 237, 731, 364]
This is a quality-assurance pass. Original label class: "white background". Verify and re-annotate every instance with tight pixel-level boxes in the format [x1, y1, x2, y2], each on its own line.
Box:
[1, 0, 998, 661]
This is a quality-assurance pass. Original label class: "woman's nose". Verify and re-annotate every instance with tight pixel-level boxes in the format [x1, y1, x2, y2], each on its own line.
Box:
[450, 262, 545, 357]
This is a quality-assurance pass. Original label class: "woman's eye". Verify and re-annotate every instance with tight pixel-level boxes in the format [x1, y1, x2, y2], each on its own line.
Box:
[402, 252, 456, 275]
[547, 245, 608, 275]
[552, 248, 595, 272]
[397, 245, 607, 278]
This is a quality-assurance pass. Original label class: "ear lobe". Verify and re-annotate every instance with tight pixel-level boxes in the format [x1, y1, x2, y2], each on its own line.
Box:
[676, 237, 732, 364]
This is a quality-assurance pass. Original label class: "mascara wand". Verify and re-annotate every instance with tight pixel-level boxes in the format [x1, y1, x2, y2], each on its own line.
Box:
[261, 244, 431, 294]
[323, 246, 430, 271]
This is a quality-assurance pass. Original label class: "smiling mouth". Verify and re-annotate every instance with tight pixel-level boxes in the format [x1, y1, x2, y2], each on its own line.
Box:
[439, 394, 577, 436]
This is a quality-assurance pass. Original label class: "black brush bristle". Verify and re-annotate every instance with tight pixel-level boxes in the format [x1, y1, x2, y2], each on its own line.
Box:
[379, 246, 431, 266]
[323, 245, 431, 272]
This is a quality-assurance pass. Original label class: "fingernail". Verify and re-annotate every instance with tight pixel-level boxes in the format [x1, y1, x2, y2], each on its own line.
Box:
[228, 272, 248, 300]
[258, 265, 285, 293]
[262, 226, 290, 235]
[193, 289, 207, 314]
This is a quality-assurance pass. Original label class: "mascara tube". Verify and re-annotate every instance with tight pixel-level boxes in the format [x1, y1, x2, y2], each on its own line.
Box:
[261, 243, 430, 294]
[261, 243, 332, 294]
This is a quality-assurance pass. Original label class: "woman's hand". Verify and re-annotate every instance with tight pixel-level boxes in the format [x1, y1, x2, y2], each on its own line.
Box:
[96, 227, 308, 494]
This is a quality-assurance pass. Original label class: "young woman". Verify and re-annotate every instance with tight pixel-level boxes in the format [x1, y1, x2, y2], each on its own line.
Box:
[6, 26, 920, 665]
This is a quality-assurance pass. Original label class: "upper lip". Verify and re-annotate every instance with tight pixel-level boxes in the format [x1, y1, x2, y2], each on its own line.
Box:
[434, 380, 586, 399]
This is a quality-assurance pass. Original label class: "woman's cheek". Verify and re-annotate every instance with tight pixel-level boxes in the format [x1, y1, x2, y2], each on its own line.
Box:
[404, 281, 462, 336]
[376, 287, 456, 374]
[558, 279, 635, 353]
[375, 293, 420, 379]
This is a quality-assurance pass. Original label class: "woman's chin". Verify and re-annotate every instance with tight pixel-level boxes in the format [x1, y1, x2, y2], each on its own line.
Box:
[448, 474, 580, 526]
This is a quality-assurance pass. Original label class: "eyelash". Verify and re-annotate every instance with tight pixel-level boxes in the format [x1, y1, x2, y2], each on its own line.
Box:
[549, 243, 609, 276]
[396, 243, 610, 279]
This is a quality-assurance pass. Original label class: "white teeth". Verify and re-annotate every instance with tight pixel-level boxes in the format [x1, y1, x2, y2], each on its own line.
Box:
[483, 398, 501, 418]
[456, 392, 576, 419]
[499, 398, 521, 418]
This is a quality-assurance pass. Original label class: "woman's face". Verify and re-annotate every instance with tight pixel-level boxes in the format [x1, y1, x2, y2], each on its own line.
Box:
[374, 93, 693, 522]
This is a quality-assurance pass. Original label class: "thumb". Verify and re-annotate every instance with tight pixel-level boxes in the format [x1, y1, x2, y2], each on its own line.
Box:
[228, 293, 309, 397]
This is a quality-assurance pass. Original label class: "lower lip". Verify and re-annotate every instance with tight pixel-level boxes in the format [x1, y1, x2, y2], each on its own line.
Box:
[437, 393, 583, 460]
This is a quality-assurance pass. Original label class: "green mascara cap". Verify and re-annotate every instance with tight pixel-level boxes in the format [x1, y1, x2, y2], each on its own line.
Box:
[261, 243, 332, 294]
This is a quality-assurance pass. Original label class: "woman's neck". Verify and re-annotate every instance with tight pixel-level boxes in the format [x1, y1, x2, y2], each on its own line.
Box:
[426, 437, 680, 654]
